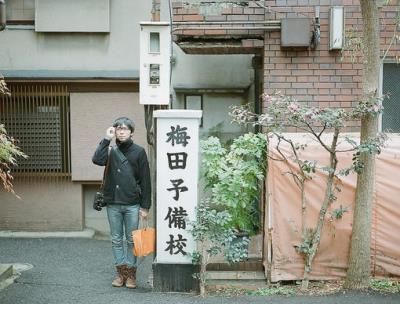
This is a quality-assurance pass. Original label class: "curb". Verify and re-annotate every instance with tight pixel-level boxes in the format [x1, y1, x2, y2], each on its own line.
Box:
[0, 228, 96, 239]
[0, 264, 13, 283]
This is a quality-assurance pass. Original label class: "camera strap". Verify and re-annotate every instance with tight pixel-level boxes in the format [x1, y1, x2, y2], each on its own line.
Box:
[100, 146, 112, 190]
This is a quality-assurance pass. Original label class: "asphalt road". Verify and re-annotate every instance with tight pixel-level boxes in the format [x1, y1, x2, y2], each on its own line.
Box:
[0, 238, 399, 304]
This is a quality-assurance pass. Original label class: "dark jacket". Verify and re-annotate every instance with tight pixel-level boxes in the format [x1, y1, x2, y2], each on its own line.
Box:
[92, 138, 151, 209]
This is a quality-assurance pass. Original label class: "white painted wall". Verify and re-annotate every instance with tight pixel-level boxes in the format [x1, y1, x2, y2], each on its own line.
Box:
[0, 0, 152, 73]
[35, 0, 110, 33]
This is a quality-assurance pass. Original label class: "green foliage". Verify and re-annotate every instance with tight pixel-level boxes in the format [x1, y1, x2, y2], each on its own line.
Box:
[248, 286, 296, 296]
[370, 279, 400, 293]
[230, 91, 387, 179]
[351, 134, 387, 174]
[0, 124, 28, 195]
[0, 76, 10, 96]
[189, 199, 250, 264]
[200, 133, 268, 235]
[1, 77, 28, 195]
[294, 228, 315, 255]
[330, 205, 349, 220]
[214, 285, 296, 297]
[230, 91, 387, 289]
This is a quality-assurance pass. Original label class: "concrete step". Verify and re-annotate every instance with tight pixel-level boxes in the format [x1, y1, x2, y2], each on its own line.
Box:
[207, 258, 263, 272]
[206, 270, 266, 281]
[0, 228, 95, 239]
[0, 264, 13, 283]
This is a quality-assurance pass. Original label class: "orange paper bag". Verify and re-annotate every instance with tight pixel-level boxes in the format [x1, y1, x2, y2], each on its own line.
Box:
[132, 227, 155, 257]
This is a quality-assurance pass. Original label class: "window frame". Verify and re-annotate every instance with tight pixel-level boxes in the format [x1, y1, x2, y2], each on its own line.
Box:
[184, 94, 203, 127]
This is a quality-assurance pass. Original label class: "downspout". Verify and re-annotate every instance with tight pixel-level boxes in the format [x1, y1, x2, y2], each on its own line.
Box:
[0, 0, 6, 31]
[252, 55, 263, 134]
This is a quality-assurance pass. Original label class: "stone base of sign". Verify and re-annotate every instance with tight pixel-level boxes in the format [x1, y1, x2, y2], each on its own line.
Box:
[152, 263, 199, 293]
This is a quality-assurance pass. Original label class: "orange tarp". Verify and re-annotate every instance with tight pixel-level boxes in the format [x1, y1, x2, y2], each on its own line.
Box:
[266, 133, 400, 281]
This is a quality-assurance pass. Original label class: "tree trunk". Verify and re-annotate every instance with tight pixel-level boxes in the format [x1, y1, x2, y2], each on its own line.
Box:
[344, 0, 380, 289]
[199, 244, 208, 297]
[301, 129, 339, 290]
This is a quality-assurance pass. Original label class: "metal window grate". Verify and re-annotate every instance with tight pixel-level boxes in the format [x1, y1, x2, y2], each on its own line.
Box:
[382, 63, 400, 133]
[0, 83, 71, 178]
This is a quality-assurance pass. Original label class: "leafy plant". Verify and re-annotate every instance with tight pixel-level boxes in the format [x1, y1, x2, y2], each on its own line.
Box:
[370, 279, 400, 293]
[200, 132, 268, 235]
[230, 91, 387, 289]
[0, 77, 27, 197]
[189, 199, 250, 296]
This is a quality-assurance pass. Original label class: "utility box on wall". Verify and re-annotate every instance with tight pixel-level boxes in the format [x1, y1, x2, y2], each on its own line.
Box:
[281, 18, 311, 48]
[329, 6, 345, 50]
[140, 22, 171, 105]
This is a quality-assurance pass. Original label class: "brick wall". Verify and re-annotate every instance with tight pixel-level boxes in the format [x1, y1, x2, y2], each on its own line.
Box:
[172, 1, 399, 128]
[263, 0, 399, 128]
[172, 1, 268, 52]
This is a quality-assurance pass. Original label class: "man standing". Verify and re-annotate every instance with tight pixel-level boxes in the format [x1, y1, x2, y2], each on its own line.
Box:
[92, 117, 151, 289]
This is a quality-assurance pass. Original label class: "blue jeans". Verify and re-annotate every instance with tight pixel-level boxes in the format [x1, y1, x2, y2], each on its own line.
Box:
[106, 204, 140, 268]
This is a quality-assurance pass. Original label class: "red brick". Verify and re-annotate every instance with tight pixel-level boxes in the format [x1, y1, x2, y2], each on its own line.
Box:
[270, 57, 291, 64]
[227, 15, 250, 21]
[315, 82, 335, 89]
[254, 8, 265, 15]
[205, 15, 227, 21]
[264, 64, 275, 70]
[227, 29, 249, 35]
[270, 70, 292, 76]
[292, 83, 313, 88]
[319, 89, 331, 95]
[221, 8, 233, 14]
[335, 95, 354, 101]
[244, 8, 254, 14]
[182, 14, 204, 21]
[173, 15, 183, 22]
[205, 29, 227, 35]
[275, 64, 287, 70]
[248, 29, 265, 36]
[182, 29, 205, 36]
[319, 70, 335, 75]
[292, 70, 314, 76]
[315, 96, 335, 101]
[183, 9, 200, 15]
[269, 82, 292, 88]
[285, 89, 297, 95]
[249, 15, 265, 20]
[232, 7, 244, 14]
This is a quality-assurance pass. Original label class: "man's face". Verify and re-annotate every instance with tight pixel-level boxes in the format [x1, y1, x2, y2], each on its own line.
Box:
[115, 124, 132, 142]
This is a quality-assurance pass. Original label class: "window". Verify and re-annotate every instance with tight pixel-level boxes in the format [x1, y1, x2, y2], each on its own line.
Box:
[150, 32, 160, 53]
[185, 95, 203, 127]
[382, 63, 400, 133]
[5, 0, 35, 25]
[0, 83, 71, 176]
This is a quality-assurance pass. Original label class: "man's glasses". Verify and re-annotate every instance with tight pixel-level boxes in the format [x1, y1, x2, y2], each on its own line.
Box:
[115, 126, 130, 132]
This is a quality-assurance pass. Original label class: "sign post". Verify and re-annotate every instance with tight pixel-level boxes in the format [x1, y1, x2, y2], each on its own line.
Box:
[153, 109, 202, 292]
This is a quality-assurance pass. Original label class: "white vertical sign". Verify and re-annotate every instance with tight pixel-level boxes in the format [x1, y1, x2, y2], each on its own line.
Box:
[154, 110, 202, 264]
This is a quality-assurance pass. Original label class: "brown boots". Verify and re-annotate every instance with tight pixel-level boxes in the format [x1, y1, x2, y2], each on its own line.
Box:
[125, 266, 137, 289]
[111, 265, 137, 289]
[112, 265, 126, 287]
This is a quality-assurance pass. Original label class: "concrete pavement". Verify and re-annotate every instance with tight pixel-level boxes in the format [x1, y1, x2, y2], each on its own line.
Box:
[0, 237, 399, 304]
